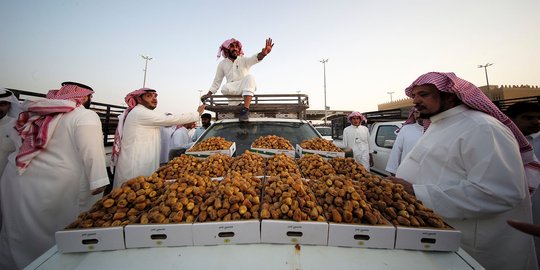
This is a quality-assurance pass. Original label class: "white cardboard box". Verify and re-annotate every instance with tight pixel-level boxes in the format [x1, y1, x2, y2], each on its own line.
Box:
[192, 220, 260, 245]
[250, 147, 296, 158]
[124, 223, 193, 248]
[394, 226, 461, 252]
[55, 227, 125, 253]
[186, 142, 236, 158]
[327, 222, 396, 249]
[260, 220, 328, 245]
[295, 145, 345, 159]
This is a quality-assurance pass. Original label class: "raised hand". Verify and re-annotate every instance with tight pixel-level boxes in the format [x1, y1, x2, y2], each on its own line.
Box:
[262, 38, 274, 56]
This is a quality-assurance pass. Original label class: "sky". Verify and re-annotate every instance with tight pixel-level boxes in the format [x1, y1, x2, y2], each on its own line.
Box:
[1, 0, 539, 115]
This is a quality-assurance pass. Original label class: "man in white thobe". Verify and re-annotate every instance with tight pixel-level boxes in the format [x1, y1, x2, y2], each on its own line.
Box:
[342, 111, 373, 171]
[200, 38, 274, 121]
[192, 113, 212, 142]
[392, 72, 538, 270]
[0, 88, 22, 232]
[168, 123, 195, 161]
[385, 109, 425, 175]
[159, 114, 175, 164]
[506, 101, 540, 267]
[0, 82, 109, 269]
[112, 88, 204, 188]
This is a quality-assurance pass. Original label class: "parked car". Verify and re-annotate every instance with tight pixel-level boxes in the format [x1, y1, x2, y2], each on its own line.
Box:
[314, 126, 333, 141]
[368, 121, 403, 176]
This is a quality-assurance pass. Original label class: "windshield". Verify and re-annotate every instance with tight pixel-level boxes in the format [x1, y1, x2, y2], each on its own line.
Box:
[199, 121, 320, 155]
[316, 127, 332, 136]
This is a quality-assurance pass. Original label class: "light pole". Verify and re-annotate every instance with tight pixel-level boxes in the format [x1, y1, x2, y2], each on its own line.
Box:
[478, 63, 494, 100]
[141, 55, 153, 87]
[198, 89, 203, 104]
[320, 59, 328, 125]
[387, 91, 395, 102]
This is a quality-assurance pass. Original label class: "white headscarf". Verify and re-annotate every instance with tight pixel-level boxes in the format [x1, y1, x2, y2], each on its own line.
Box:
[0, 88, 22, 118]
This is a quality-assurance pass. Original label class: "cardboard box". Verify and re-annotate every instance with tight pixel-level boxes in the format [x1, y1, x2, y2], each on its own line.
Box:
[260, 220, 328, 245]
[186, 142, 236, 158]
[192, 220, 260, 245]
[55, 227, 125, 253]
[250, 147, 296, 158]
[124, 223, 193, 248]
[295, 145, 345, 159]
[327, 222, 395, 249]
[394, 226, 461, 252]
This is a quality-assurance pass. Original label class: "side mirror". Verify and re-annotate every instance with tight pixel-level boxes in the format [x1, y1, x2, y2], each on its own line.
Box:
[383, 140, 395, 148]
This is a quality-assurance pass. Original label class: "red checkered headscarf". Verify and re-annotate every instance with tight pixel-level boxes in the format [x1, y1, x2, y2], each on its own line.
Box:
[111, 88, 157, 166]
[216, 38, 244, 59]
[347, 111, 367, 124]
[15, 82, 94, 174]
[405, 72, 540, 189]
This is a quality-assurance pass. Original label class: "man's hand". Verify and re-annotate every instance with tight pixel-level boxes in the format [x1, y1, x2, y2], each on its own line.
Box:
[258, 38, 274, 60]
[262, 38, 274, 55]
[197, 104, 206, 115]
[386, 176, 415, 195]
[200, 91, 213, 102]
[91, 186, 106, 195]
[369, 153, 374, 167]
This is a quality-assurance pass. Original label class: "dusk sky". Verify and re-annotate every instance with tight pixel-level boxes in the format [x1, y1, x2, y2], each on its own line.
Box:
[1, 0, 539, 114]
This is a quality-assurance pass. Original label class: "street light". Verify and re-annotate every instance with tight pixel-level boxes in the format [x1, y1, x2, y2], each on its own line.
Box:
[387, 91, 395, 102]
[320, 59, 328, 125]
[141, 55, 153, 87]
[478, 63, 494, 100]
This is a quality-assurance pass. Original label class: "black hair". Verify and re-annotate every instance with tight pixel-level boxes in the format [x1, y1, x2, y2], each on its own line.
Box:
[201, 113, 212, 119]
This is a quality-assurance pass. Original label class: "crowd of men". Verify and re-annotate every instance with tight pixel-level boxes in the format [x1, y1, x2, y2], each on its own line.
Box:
[0, 37, 539, 270]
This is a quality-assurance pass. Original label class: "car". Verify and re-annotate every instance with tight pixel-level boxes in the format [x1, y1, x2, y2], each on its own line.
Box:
[368, 121, 403, 176]
[177, 118, 323, 157]
[314, 126, 333, 141]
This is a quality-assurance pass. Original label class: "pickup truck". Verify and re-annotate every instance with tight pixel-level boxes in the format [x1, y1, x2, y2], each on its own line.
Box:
[368, 121, 403, 176]
[332, 121, 403, 176]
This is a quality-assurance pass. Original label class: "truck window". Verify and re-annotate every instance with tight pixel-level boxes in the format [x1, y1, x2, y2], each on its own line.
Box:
[375, 125, 399, 149]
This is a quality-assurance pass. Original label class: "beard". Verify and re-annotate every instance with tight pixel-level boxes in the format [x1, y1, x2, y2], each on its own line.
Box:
[83, 99, 91, 109]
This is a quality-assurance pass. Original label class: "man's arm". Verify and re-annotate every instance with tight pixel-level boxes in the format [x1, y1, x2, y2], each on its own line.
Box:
[75, 112, 110, 193]
[201, 62, 226, 101]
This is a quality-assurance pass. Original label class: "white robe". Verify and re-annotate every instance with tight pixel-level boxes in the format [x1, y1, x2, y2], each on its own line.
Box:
[342, 124, 371, 171]
[396, 105, 537, 270]
[385, 122, 423, 174]
[209, 54, 260, 96]
[0, 116, 15, 232]
[159, 126, 176, 164]
[113, 105, 199, 188]
[0, 107, 109, 269]
[169, 126, 193, 151]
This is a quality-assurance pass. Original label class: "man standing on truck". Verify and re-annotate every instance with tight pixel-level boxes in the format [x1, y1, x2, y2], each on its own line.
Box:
[0, 82, 110, 269]
[200, 38, 274, 121]
[342, 111, 373, 171]
[111, 88, 204, 188]
[391, 72, 539, 270]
